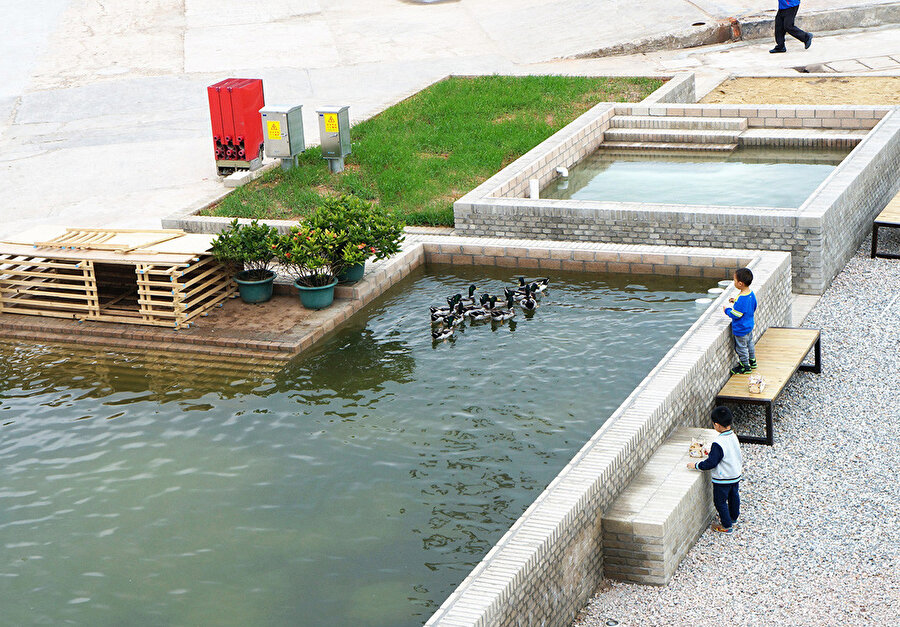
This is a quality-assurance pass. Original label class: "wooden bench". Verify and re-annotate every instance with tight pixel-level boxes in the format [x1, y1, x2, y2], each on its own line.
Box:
[716, 327, 821, 446]
[871, 190, 900, 259]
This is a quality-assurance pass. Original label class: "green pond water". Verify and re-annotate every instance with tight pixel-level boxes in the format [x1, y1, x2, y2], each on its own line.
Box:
[542, 146, 850, 207]
[0, 266, 711, 626]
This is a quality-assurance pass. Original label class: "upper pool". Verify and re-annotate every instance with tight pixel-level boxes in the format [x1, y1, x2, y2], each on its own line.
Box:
[542, 146, 850, 207]
[0, 265, 710, 626]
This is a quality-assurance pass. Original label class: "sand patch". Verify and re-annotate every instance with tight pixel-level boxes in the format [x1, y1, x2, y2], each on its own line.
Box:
[700, 77, 900, 105]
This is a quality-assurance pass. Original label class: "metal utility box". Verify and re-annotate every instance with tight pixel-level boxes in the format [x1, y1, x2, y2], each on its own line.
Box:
[317, 106, 351, 172]
[260, 105, 305, 169]
[207, 78, 265, 176]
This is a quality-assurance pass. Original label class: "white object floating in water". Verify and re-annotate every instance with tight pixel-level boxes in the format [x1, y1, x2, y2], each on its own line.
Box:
[718, 280, 732, 288]
[695, 297, 713, 306]
[708, 287, 724, 295]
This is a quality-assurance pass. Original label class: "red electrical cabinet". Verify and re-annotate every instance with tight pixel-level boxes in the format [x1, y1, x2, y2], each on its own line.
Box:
[207, 78, 265, 175]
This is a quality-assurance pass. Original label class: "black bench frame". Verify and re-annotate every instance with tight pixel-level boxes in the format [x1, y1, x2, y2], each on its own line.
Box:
[871, 217, 900, 259]
[716, 328, 821, 446]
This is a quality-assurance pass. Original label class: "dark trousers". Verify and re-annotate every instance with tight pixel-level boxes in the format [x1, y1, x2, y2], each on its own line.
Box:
[775, 5, 809, 48]
[713, 482, 740, 528]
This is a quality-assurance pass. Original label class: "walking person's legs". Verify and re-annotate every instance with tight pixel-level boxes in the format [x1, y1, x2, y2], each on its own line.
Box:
[783, 5, 811, 44]
[773, 9, 788, 50]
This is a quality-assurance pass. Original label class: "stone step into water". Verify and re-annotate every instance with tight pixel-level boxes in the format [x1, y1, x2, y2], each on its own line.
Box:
[610, 115, 748, 131]
[604, 128, 743, 144]
[599, 141, 738, 152]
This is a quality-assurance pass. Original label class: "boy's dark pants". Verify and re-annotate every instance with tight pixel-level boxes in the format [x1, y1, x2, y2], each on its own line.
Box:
[713, 482, 740, 528]
[775, 6, 810, 47]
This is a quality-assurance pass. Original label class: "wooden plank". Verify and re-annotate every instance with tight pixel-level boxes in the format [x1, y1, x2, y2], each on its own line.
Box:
[0, 277, 93, 292]
[0, 243, 197, 265]
[0, 287, 97, 301]
[0, 307, 80, 320]
[0, 297, 96, 311]
[875, 190, 900, 225]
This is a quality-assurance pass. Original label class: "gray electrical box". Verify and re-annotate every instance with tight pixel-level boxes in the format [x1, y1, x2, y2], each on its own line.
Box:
[260, 105, 305, 169]
[317, 106, 351, 172]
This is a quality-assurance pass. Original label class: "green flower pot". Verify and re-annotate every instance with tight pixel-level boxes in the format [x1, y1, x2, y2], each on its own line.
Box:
[294, 277, 338, 310]
[234, 269, 276, 304]
[337, 262, 366, 284]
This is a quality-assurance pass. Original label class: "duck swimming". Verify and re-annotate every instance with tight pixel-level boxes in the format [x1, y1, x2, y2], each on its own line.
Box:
[518, 285, 537, 311]
[490, 294, 516, 323]
[432, 326, 454, 341]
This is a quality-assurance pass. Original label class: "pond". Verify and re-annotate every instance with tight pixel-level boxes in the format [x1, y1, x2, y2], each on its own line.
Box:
[0, 265, 711, 626]
[542, 146, 849, 208]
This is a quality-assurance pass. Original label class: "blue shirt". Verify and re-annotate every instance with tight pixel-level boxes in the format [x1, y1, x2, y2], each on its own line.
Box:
[779, 0, 800, 8]
[725, 290, 757, 336]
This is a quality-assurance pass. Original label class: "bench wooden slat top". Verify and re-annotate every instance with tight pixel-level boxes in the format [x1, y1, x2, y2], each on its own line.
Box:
[875, 191, 900, 226]
[717, 327, 820, 402]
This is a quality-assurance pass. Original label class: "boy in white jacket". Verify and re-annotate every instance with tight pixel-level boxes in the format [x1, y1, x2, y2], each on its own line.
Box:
[687, 406, 743, 534]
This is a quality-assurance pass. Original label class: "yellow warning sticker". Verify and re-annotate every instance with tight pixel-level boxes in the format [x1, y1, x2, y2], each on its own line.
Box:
[267, 120, 281, 140]
[323, 113, 339, 134]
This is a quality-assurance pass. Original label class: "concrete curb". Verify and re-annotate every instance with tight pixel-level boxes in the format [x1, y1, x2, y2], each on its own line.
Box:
[574, 2, 900, 59]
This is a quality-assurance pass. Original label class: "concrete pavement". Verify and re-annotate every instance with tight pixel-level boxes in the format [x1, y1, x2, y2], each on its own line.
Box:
[1, 0, 898, 240]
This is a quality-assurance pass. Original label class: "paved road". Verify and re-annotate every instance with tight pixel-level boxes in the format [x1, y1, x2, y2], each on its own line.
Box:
[1, 0, 898, 239]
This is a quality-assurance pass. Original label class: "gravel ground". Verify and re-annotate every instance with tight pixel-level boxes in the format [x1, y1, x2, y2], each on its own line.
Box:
[574, 236, 900, 627]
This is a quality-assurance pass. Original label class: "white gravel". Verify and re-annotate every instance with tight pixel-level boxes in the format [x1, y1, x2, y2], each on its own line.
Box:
[574, 237, 900, 627]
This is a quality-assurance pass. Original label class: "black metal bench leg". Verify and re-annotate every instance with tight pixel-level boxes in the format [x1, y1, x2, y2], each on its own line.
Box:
[800, 335, 822, 374]
[765, 402, 774, 446]
[871, 223, 879, 258]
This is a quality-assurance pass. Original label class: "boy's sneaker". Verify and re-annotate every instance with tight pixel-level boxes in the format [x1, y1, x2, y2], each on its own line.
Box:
[749, 358, 757, 370]
[730, 363, 752, 375]
[711, 524, 733, 534]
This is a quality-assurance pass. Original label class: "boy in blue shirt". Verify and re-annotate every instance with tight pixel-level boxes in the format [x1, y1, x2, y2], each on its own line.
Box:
[725, 267, 757, 376]
[688, 406, 742, 534]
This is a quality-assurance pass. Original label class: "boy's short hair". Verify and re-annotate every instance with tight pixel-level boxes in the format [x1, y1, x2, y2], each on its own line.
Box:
[734, 267, 753, 286]
[711, 406, 733, 427]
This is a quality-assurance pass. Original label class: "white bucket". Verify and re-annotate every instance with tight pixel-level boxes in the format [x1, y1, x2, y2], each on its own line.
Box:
[708, 287, 724, 295]
[718, 280, 732, 289]
[695, 297, 713, 307]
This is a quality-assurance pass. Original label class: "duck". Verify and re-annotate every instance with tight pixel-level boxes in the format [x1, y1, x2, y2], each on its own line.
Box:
[467, 308, 492, 323]
[512, 276, 549, 293]
[430, 294, 461, 316]
[432, 326, 454, 341]
[490, 294, 516, 323]
[518, 285, 537, 311]
[459, 284, 478, 306]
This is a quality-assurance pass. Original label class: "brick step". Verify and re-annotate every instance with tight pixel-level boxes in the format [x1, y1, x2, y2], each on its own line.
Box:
[610, 115, 748, 131]
[604, 128, 742, 144]
[602, 427, 717, 585]
[599, 141, 738, 152]
[0, 335, 288, 381]
[0, 322, 293, 365]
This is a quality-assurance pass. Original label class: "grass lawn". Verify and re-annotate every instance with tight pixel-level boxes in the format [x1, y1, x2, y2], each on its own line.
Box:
[203, 75, 663, 226]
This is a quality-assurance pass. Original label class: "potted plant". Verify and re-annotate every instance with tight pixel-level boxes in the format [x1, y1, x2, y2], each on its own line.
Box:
[306, 196, 405, 283]
[210, 218, 279, 304]
[272, 224, 341, 309]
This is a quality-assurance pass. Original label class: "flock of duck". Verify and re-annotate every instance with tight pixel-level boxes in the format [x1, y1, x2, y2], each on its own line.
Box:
[430, 276, 550, 341]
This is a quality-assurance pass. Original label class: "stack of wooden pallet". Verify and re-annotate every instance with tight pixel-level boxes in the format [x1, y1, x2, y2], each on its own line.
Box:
[0, 228, 234, 328]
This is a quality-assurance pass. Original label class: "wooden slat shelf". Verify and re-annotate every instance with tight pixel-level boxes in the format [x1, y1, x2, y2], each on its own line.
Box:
[0, 228, 234, 329]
